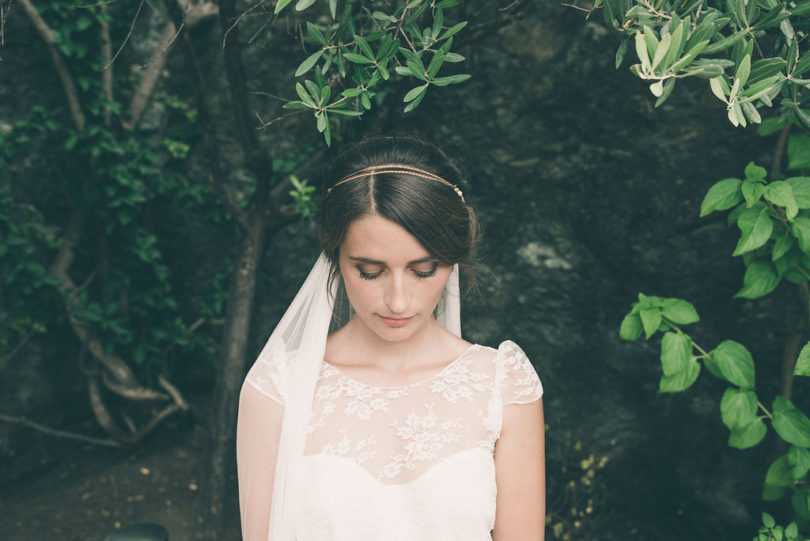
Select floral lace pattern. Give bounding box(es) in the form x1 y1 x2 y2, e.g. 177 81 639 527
246 339 543 540
301 340 543 484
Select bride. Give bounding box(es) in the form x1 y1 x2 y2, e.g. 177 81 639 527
237 136 545 540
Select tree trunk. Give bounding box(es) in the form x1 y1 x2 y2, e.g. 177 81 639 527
200 214 266 537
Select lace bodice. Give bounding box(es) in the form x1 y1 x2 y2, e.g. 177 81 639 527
244 340 543 540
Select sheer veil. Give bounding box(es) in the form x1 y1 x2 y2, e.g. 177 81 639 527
247 252 461 540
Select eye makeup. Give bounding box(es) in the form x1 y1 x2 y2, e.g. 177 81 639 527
411 261 439 278
354 260 440 280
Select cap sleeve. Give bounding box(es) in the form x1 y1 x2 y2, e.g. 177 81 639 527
497 340 543 405
244 347 289 405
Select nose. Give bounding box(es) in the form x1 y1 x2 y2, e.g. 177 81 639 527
384 272 408 315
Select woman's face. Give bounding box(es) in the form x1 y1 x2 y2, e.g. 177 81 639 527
338 214 453 343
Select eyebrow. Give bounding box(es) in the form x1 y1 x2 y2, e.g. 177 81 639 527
349 256 437 265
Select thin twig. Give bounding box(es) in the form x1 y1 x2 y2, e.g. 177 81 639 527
0 412 121 447
102 0 146 72
1 330 35 365
561 3 594 14
159 375 189 410
19 0 86 130
223 0 267 49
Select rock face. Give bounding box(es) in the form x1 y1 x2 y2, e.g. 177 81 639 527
2 1 802 539
255 3 789 539
387 3 789 539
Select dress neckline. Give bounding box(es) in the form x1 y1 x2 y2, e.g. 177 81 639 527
322 343 481 390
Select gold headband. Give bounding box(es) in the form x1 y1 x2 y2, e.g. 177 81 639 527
327 164 465 203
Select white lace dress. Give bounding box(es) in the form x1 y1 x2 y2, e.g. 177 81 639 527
245 340 543 541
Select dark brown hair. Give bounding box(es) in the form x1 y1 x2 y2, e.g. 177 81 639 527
318 135 478 287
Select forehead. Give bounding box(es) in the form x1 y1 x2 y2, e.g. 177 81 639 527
341 214 431 261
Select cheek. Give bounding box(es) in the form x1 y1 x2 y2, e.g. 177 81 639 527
423 269 453 305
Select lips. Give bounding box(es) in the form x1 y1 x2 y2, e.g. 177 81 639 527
378 315 413 327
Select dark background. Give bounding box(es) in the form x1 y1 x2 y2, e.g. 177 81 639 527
1 1 803 539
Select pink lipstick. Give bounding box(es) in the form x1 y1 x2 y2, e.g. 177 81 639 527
378 315 412 327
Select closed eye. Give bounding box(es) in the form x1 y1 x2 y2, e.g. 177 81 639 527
357 264 383 280
412 262 438 279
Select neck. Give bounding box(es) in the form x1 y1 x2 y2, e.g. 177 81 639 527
341 316 448 369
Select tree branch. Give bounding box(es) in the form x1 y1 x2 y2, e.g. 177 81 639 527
100 2 114 127
166 0 248 227
127 0 219 129
19 0 86 131
0 412 121 448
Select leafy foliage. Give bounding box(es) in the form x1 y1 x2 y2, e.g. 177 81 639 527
619 157 810 531
596 0 810 129
278 0 471 145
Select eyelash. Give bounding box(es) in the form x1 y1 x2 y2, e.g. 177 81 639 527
357 263 438 280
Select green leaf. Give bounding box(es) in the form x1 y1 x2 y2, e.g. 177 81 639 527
670 40 709 73
282 100 311 110
295 0 317 10
773 233 795 261
721 387 758 430
709 76 728 103
329 0 337 18
407 59 427 80
659 358 700 393
436 0 463 8
773 395 810 447
328 108 363 117
354 35 374 60
745 161 767 181
295 82 316 107
765 182 799 220
795 341 810 377
736 53 751 88
792 216 810 252
343 52 374 64
616 38 629 68
275 0 293 13
788 134 810 170
307 22 327 45
427 50 445 78
711 340 755 388
788 446 810 479
295 50 324 77
786 177 810 208
749 58 787 84
654 78 676 107
651 32 672 72
703 29 749 55
439 21 467 41
736 260 781 299
431 74 471 86
740 102 761 125
792 0 810 16
619 312 643 341
729 417 767 449
700 178 742 216
403 84 428 103
661 298 699 325
764 455 793 501
660 332 692 376
635 32 651 74
797 108 810 131
733 210 773 256
741 180 764 207
639 307 662 339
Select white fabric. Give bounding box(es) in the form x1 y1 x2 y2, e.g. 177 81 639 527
238 253 542 540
